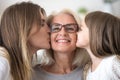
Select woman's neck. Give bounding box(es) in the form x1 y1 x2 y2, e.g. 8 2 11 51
44 51 76 74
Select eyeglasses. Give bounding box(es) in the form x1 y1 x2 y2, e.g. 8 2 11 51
50 23 78 33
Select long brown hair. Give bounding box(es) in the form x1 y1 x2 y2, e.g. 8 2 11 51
0 2 46 80
85 11 120 58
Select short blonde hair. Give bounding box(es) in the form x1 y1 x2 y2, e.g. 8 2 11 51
37 9 90 67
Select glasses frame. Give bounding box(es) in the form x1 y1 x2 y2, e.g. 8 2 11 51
50 23 79 33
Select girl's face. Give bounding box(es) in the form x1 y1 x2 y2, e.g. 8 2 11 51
28 13 50 53
50 13 77 53
76 20 89 49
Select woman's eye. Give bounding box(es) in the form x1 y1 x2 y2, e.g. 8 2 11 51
52 27 59 31
53 28 59 30
41 23 45 26
78 27 82 31
66 28 74 31
41 19 45 27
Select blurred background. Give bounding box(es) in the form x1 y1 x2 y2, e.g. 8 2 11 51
0 0 119 61
0 0 120 19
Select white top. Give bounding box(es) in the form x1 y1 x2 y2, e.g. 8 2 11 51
0 48 11 80
86 55 120 80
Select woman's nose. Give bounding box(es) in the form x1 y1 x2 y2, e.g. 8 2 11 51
45 24 50 33
58 27 68 35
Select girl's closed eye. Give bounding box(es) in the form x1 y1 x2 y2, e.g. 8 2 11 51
78 25 82 31
41 19 45 26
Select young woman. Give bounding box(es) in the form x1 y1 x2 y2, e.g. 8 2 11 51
33 9 89 80
0 2 50 80
76 11 120 80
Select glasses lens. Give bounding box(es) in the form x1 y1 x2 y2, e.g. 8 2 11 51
50 23 78 33
50 24 61 32
65 24 78 32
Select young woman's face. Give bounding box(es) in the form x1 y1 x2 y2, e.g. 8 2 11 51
50 13 77 53
28 13 50 52
76 20 89 49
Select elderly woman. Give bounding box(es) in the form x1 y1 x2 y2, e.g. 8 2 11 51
33 9 90 80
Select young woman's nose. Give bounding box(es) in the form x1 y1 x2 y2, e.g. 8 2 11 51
45 24 50 33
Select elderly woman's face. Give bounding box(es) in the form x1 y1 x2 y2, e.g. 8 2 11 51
50 13 77 53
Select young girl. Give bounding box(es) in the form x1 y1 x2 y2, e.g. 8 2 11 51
76 11 120 80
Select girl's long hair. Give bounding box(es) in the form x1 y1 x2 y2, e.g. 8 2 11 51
0 2 46 80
